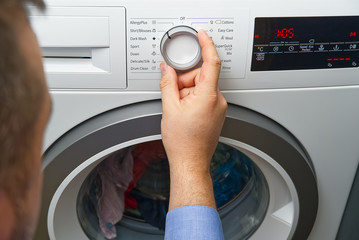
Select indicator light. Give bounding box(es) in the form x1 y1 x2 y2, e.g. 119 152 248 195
327 58 351 61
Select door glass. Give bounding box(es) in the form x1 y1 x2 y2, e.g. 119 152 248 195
77 140 268 239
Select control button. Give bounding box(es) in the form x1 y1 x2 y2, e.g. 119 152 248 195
160 26 202 71
268 45 284 53
299 44 314 53
254 45 266 53
284 45 299 53
329 43 343 51
343 43 359 51
349 43 358 50
253 45 274 53
255 53 265 61
272 46 280 52
314 43 329 52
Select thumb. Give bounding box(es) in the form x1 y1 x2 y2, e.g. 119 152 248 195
160 62 180 109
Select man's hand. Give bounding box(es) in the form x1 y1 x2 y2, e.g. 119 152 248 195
160 29 227 210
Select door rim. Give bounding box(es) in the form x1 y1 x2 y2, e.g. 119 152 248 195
36 101 318 240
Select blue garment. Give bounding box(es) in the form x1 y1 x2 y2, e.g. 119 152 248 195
164 206 224 240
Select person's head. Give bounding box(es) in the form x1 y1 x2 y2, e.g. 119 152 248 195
0 0 51 239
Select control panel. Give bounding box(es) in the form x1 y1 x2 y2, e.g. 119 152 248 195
252 16 359 71
127 8 249 80
30 2 359 90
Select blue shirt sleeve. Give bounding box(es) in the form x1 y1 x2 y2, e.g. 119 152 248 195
164 205 224 240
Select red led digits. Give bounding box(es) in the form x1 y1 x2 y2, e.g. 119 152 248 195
350 32 357 37
288 28 294 38
327 58 351 61
276 28 294 39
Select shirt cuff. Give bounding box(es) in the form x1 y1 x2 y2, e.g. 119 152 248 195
164 205 224 240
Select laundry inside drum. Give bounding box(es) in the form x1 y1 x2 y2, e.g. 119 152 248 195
77 140 269 239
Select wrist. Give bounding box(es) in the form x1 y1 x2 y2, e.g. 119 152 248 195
168 167 216 211
166 150 213 172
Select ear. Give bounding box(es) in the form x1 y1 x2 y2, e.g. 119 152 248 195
0 190 15 240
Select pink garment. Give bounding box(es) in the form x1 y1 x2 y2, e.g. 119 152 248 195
96 149 134 239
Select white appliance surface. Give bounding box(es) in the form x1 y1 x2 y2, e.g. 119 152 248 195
29 0 359 239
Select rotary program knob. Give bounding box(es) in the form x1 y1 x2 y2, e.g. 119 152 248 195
160 26 202 71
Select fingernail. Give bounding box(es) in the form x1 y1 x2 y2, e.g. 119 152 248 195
160 62 167 75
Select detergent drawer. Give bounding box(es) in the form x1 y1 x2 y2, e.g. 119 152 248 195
30 7 127 89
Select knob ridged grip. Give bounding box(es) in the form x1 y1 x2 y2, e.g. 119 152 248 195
160 26 202 71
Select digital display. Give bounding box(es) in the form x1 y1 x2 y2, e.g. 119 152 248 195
276 28 294 39
251 17 359 71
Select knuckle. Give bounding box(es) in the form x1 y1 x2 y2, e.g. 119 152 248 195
219 94 228 110
160 78 171 90
208 37 216 47
212 56 222 67
222 100 228 111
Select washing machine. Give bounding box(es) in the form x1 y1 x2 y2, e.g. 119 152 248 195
29 0 359 239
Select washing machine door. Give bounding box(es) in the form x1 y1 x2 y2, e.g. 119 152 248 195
35 101 318 240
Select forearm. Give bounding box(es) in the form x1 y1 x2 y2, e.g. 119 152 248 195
168 161 216 211
161 30 225 239
160 29 226 213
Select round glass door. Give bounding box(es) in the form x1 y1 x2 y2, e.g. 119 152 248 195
77 140 269 240
37 102 317 240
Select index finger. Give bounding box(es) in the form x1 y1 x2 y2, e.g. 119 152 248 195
197 29 221 92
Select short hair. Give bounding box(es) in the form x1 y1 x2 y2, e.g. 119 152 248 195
0 0 46 229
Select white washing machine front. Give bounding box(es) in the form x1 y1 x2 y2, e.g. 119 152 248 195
29 0 359 239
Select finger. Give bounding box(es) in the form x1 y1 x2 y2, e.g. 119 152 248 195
179 86 195 99
197 29 221 92
178 68 201 90
160 62 180 108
